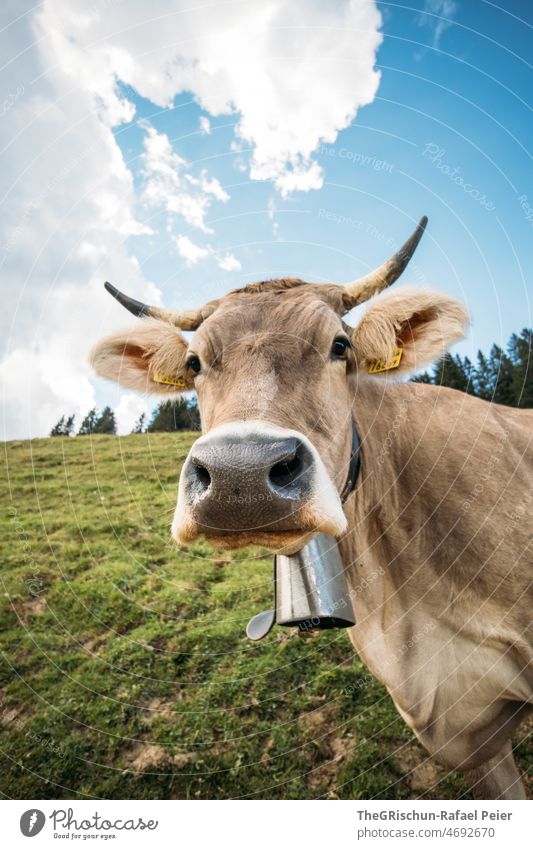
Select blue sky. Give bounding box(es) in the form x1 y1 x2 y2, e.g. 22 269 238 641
1 0 531 437
113 0 532 355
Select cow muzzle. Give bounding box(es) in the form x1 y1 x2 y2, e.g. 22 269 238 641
172 421 347 548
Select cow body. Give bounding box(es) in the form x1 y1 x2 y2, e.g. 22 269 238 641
92 219 532 797
342 380 532 795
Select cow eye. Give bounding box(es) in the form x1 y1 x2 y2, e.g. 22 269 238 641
331 337 350 359
186 355 201 374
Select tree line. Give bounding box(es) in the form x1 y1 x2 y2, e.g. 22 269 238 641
50 327 532 436
413 327 532 407
50 397 200 437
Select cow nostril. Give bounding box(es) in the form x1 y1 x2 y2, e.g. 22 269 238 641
192 462 211 491
269 452 303 490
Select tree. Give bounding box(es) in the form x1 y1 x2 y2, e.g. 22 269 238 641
50 413 76 437
132 413 146 433
64 414 76 436
508 329 533 408
92 406 116 434
411 370 432 384
472 351 493 401
77 408 98 435
50 416 66 437
147 397 201 432
433 353 472 393
462 356 475 391
409 328 532 410
488 345 516 407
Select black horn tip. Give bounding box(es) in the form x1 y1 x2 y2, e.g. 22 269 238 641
415 215 429 242
104 281 151 318
397 215 429 267
409 215 428 249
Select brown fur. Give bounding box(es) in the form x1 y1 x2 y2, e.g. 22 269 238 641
91 320 192 393
228 277 307 295
91 278 532 798
354 286 469 373
341 379 532 798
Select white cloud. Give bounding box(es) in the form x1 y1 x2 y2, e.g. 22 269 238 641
416 0 458 49
34 0 383 196
115 394 152 435
199 116 211 135
0 5 158 439
174 235 241 271
216 253 241 272
174 235 210 266
141 124 229 233
189 172 229 203
1 347 95 440
267 198 280 240
0 0 383 439
274 160 324 197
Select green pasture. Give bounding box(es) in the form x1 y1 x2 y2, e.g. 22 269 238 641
1 434 530 799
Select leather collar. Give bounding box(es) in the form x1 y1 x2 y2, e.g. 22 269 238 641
339 419 361 504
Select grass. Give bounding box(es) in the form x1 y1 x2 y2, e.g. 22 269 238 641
0 433 530 799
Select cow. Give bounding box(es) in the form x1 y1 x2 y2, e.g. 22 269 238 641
91 217 533 799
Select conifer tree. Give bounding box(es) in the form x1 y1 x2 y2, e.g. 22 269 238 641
92 406 116 434
409 328 532 410
50 414 76 436
488 345 516 407
50 416 66 437
148 398 200 432
433 353 471 393
132 413 146 433
473 351 493 401
64 414 76 436
78 408 98 435
508 329 533 408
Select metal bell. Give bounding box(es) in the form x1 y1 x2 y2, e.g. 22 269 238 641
276 533 356 631
246 534 356 640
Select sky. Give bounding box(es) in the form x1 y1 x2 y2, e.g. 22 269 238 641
0 0 531 439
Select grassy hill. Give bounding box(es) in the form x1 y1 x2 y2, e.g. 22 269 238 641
1 434 530 799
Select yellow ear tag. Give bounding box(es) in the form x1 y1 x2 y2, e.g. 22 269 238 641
368 347 404 375
152 371 186 388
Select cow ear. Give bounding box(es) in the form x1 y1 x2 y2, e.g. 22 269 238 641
90 321 191 393
351 286 469 376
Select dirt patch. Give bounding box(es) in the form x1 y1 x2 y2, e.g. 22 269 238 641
330 733 356 763
82 632 114 655
298 702 338 734
260 736 274 766
139 698 176 724
125 743 195 775
392 744 444 792
306 732 357 794
0 704 31 730
24 596 48 616
298 701 356 790
10 596 48 624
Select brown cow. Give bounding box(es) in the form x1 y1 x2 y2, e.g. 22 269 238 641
91 217 533 799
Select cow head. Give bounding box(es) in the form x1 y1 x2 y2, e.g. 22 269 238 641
91 217 468 551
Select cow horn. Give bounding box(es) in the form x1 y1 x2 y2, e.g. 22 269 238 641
342 216 428 308
104 282 205 330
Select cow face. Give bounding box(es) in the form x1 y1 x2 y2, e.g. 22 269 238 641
91 218 468 551
173 285 357 550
